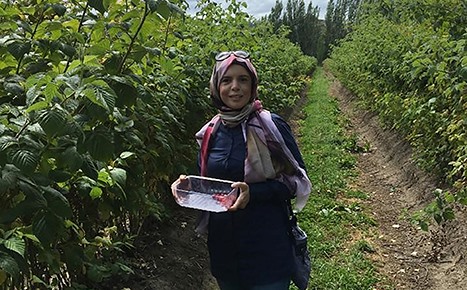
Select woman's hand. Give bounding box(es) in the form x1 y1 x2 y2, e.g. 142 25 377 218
228 182 250 211
171 174 188 202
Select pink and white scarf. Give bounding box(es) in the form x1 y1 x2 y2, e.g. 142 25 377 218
196 105 311 211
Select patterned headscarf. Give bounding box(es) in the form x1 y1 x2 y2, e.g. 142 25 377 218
209 54 259 127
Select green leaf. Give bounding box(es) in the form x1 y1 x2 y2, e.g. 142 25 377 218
18 179 45 201
24 60 49 75
80 81 117 112
0 136 17 151
10 149 39 174
63 19 80 33
60 146 83 172
38 106 68 137
0 201 33 224
32 211 62 246
87 39 111 55
102 54 122 75
0 186 47 224
159 57 178 74
4 82 24 95
51 4 66 16
0 252 20 279
124 131 144 146
80 155 98 179
88 0 107 14
17 135 42 152
17 20 33 34
43 187 72 219
444 192 455 203
166 1 184 16
120 151 135 159
109 76 138 107
89 186 103 199
45 21 63 35
49 169 72 182
419 221 429 231
147 0 159 13
3 237 26 257
155 0 171 19
85 128 114 161
98 170 112 185
26 101 49 113
31 275 48 287
145 46 161 56
59 43 76 58
442 208 455 221
7 40 31 60
109 168 126 186
87 264 110 282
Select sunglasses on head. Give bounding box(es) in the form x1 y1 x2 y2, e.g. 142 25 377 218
215 50 250 61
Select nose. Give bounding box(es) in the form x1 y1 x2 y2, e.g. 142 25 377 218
231 79 240 90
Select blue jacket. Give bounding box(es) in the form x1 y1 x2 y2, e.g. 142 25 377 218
200 113 306 286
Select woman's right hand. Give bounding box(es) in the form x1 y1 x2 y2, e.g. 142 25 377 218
171 174 188 202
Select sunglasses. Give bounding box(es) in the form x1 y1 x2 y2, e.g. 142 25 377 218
215 50 250 61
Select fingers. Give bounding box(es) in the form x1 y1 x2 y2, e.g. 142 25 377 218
171 175 187 189
171 175 189 202
228 182 250 211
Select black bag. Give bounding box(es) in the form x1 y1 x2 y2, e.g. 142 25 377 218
288 202 311 290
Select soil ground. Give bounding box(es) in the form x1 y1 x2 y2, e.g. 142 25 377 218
328 74 467 290
112 74 467 290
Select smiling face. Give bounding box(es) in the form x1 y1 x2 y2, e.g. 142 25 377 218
218 64 253 110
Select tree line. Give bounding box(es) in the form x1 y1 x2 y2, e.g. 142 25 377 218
263 0 362 63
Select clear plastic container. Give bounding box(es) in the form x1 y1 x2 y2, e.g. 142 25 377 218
171 175 238 212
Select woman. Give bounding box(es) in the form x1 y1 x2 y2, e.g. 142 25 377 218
177 51 311 290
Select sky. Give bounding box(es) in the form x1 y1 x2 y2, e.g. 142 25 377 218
186 0 328 20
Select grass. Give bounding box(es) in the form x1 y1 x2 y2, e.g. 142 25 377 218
294 67 394 290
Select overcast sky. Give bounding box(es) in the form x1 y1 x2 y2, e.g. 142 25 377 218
186 0 328 20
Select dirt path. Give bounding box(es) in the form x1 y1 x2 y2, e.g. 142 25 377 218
328 75 467 290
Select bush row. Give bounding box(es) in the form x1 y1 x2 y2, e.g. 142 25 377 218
327 0 466 197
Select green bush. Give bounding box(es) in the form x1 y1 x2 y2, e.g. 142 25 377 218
328 0 466 191
327 0 466 229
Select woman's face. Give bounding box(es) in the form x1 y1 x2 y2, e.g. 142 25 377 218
219 64 252 110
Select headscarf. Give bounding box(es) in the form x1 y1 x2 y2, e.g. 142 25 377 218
209 54 259 127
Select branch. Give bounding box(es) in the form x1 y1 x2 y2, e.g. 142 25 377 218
64 1 89 73
118 2 149 74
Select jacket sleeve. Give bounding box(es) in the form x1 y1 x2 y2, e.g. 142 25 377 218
248 113 306 204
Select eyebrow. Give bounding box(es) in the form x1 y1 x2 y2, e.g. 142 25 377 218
222 74 251 79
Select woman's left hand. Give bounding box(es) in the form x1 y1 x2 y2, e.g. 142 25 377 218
228 182 250 211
